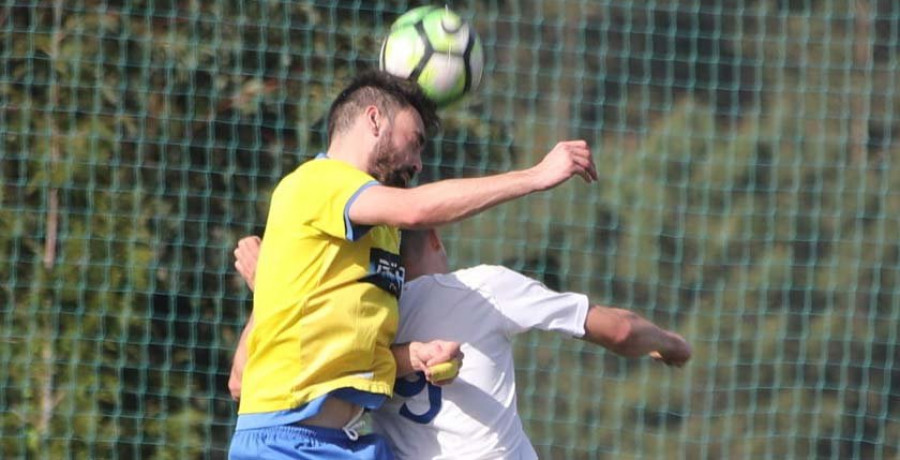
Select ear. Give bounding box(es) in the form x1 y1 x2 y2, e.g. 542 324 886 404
365 105 381 137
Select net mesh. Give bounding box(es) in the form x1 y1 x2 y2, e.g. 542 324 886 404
2 1 899 458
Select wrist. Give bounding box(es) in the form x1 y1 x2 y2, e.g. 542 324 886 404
393 341 425 377
517 168 543 193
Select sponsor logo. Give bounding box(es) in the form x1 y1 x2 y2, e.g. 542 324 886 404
360 248 405 298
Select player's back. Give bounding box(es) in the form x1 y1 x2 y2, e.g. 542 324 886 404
372 263 590 459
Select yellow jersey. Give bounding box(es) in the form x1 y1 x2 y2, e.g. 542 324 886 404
238 156 403 416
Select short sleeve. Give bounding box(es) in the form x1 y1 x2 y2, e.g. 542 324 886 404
480 266 589 338
290 158 379 241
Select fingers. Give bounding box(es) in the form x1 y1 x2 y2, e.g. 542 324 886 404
413 340 461 366
423 341 462 367
649 350 689 368
532 140 599 190
234 236 261 263
418 340 464 385
234 235 262 290
236 236 262 257
556 140 597 184
559 139 588 149
576 169 592 184
570 151 596 183
585 155 598 181
570 143 598 182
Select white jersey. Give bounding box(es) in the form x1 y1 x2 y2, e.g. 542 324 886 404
371 265 589 460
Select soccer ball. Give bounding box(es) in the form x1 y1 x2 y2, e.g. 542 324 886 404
380 6 484 107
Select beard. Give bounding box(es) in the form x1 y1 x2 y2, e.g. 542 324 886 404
369 135 418 188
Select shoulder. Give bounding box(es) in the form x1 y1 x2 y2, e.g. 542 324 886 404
401 267 497 301
275 157 377 200
404 270 476 295
296 157 374 180
452 264 514 284
454 264 534 288
402 266 528 301
440 265 539 300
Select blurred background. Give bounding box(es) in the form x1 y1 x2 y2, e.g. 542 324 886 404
1 0 899 458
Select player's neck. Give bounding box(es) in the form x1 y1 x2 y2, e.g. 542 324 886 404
326 135 374 172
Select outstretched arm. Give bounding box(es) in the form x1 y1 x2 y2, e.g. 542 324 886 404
349 140 598 229
582 306 691 367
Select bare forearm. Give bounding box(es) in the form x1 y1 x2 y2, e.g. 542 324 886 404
403 170 537 228
228 313 254 401
391 342 418 377
350 169 539 229
583 306 683 358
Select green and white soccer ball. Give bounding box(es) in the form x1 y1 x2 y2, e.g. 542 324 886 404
380 6 484 107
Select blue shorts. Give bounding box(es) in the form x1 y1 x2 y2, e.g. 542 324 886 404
228 424 394 460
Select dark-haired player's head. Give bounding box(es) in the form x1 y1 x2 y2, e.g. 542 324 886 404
327 71 440 187
400 228 448 281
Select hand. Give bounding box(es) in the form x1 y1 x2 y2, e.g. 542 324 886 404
228 372 242 402
649 333 692 367
410 340 464 386
529 140 598 191
234 236 262 291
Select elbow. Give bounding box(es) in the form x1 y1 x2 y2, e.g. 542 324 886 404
394 203 432 229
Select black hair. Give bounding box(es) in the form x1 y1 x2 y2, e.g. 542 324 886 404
400 229 430 261
326 70 440 143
